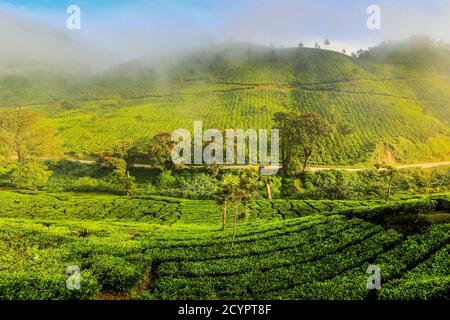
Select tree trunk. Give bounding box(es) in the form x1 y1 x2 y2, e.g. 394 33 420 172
231 203 239 248
302 149 312 173
386 176 394 202
302 154 310 173
221 197 228 231
265 178 273 200
281 146 288 176
15 130 23 162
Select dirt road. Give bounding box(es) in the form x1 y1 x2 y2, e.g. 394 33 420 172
72 159 450 171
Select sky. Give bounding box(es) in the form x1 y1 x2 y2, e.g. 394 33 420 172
1 0 450 71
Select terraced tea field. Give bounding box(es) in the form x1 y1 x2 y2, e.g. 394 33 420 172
0 190 449 300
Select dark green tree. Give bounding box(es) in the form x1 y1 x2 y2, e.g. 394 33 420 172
274 112 332 174
295 113 333 172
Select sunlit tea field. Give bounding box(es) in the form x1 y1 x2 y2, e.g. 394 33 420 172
1 191 449 300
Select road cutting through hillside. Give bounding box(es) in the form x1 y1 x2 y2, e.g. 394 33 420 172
72 159 450 171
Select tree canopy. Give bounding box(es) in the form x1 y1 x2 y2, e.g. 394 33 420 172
274 112 332 174
0 108 63 162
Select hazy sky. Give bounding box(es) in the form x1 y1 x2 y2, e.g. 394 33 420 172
1 0 450 70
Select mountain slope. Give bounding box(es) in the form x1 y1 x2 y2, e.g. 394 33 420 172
2 41 450 165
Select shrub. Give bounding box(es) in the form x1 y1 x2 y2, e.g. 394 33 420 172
90 255 141 292
178 173 218 199
0 271 100 300
106 170 136 196
157 170 177 188
11 161 52 190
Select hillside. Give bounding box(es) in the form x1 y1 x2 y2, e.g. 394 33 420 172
2 41 450 165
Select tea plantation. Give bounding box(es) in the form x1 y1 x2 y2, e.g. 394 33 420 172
3 42 450 165
0 190 449 300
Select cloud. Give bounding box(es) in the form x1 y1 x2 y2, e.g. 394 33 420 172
1 0 449 76
214 0 377 50
0 5 116 76
214 0 450 51
380 1 450 42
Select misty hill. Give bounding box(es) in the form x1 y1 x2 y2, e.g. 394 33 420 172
0 8 118 106
1 40 450 165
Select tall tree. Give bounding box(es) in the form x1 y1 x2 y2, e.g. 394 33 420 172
274 112 297 175
220 169 260 247
96 140 137 196
148 133 176 169
375 164 397 202
0 107 63 162
295 113 332 172
233 169 260 246
218 174 238 232
274 112 332 174
97 139 139 173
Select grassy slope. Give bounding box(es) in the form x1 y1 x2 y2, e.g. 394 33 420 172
0 190 449 300
1 43 450 164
